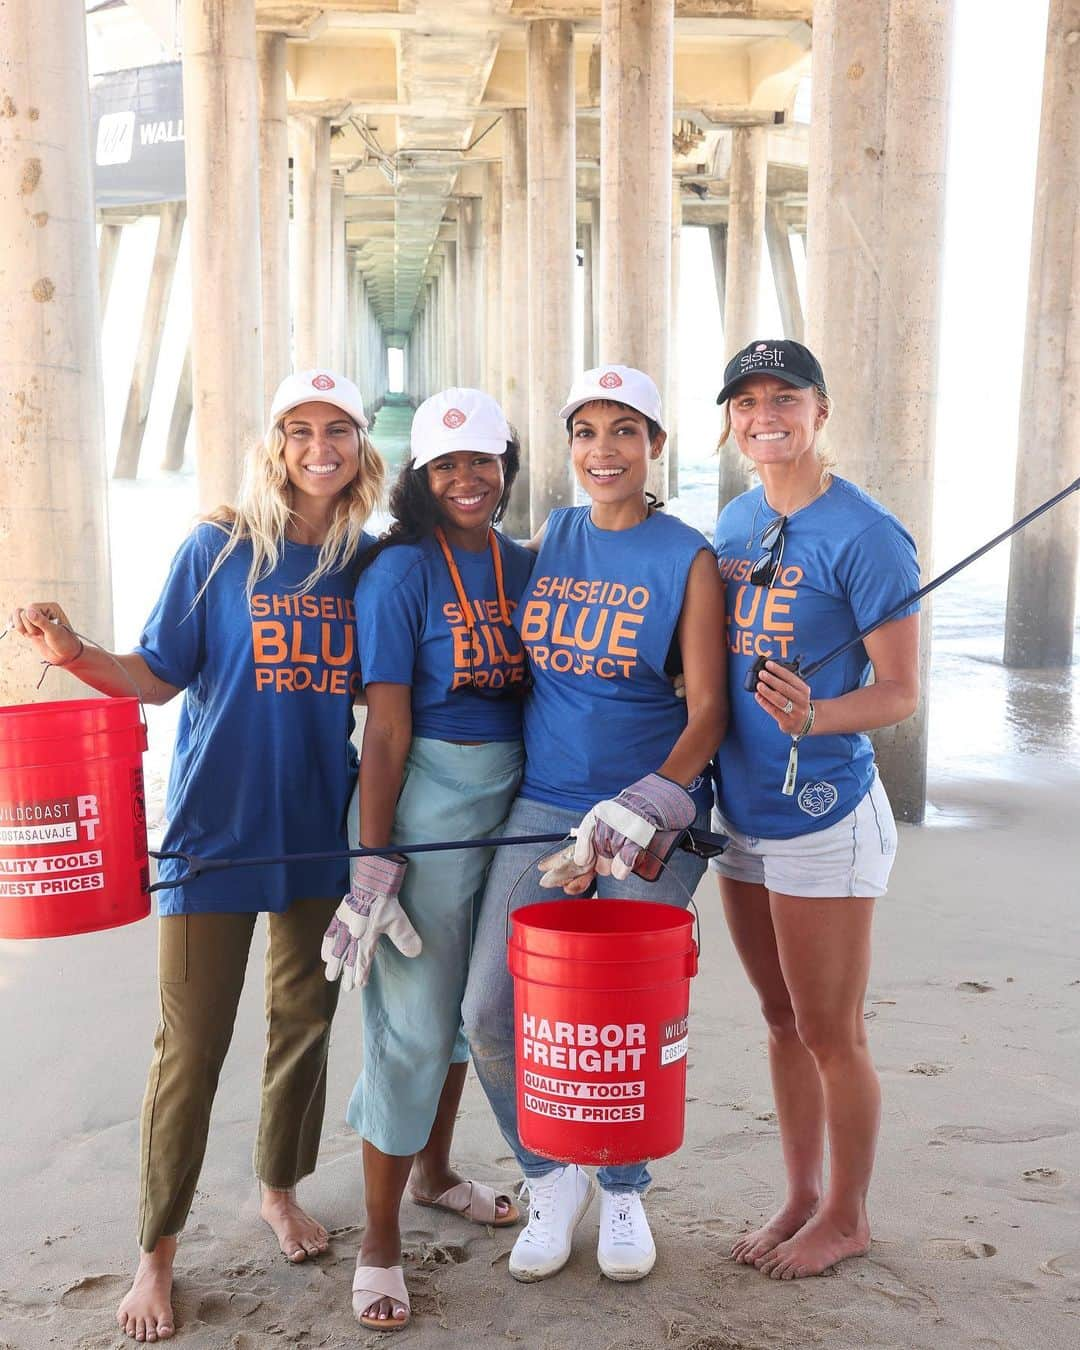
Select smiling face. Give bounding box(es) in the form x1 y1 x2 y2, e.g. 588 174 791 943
569 400 665 506
426 450 506 539
728 376 825 470
281 400 361 501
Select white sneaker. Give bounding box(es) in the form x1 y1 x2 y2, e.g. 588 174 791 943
508 1165 595 1282
596 1188 656 1281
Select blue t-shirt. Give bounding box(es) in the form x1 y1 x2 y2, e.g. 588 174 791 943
517 507 714 813
713 476 920 838
137 522 372 915
355 532 535 743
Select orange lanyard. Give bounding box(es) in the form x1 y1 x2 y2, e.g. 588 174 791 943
434 527 512 630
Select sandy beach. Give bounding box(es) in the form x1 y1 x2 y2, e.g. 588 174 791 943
3 455 1079 1349
1 755 1078 1349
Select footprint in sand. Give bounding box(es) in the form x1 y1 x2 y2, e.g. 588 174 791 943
1040 1251 1080 1278
922 1239 997 1261
956 980 994 993
1022 1167 1064 1186
59 1274 130 1309
909 1062 951 1076
417 1241 470 1266
931 1123 1074 1145
194 1291 263 1325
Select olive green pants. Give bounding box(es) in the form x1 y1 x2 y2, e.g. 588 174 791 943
137 898 340 1251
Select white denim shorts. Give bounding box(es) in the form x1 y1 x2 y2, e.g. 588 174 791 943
709 770 898 898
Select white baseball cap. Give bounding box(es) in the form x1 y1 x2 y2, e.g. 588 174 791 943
270 369 369 429
410 388 512 469
558 365 665 431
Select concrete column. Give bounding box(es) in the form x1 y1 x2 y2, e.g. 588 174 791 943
345 252 357 381
484 163 504 401
97 221 124 321
424 276 437 395
352 266 368 389
1004 0 1080 668
668 180 682 496
291 115 331 369
501 109 530 537
257 30 290 418
182 0 263 510
457 197 484 387
598 0 675 499
806 0 954 822
442 241 459 388
330 173 346 371
765 201 804 343
718 127 768 509
527 19 576 525
0 0 113 684
581 216 597 369
708 223 728 320
163 342 192 471
114 201 186 478
724 127 767 359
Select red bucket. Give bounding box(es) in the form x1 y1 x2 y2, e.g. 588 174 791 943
509 899 697 1167
0 697 150 939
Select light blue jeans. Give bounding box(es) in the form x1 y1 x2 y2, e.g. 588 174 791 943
346 736 523 1156
461 793 708 1194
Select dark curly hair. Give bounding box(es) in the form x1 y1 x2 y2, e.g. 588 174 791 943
357 435 522 575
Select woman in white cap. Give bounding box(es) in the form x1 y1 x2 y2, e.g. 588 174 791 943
711 339 919 1280
322 388 534 1332
460 366 727 1286
11 370 383 1343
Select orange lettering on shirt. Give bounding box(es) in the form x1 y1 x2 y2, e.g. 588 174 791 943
252 621 287 663
762 589 796 632
572 607 609 651
288 621 317 665
519 599 551 643
320 622 354 667
608 610 644 659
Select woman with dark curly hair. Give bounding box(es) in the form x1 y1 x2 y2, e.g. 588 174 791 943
321 387 534 1332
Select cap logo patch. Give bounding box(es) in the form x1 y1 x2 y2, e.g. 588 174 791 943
442 408 467 429
740 346 785 372
311 374 335 390
598 371 623 389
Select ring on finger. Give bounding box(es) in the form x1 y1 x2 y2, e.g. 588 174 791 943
782 698 794 715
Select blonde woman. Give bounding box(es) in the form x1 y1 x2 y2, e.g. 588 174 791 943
711 339 920 1279
11 370 384 1343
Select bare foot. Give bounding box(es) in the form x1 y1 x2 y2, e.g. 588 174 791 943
731 1199 818 1265
408 1163 516 1222
116 1237 176 1343
260 1186 328 1262
757 1209 870 1279
355 1227 408 1329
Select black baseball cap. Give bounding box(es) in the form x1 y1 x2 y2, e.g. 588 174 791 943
716 339 827 405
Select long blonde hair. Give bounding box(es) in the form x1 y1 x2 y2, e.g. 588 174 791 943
199 415 385 598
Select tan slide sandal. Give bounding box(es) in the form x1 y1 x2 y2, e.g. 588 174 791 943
352 1262 410 1332
412 1179 521 1227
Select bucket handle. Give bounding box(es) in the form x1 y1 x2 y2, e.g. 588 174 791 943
502 830 703 959
1 622 149 736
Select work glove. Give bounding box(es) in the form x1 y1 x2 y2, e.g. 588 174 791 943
537 841 595 894
572 773 696 882
322 853 421 993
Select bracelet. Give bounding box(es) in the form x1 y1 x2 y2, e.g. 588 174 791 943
48 638 84 669
795 700 815 740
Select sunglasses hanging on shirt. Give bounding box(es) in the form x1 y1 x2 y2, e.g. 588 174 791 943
749 514 787 588
434 527 533 702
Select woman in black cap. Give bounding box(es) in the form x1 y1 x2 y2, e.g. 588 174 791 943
710 339 920 1280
